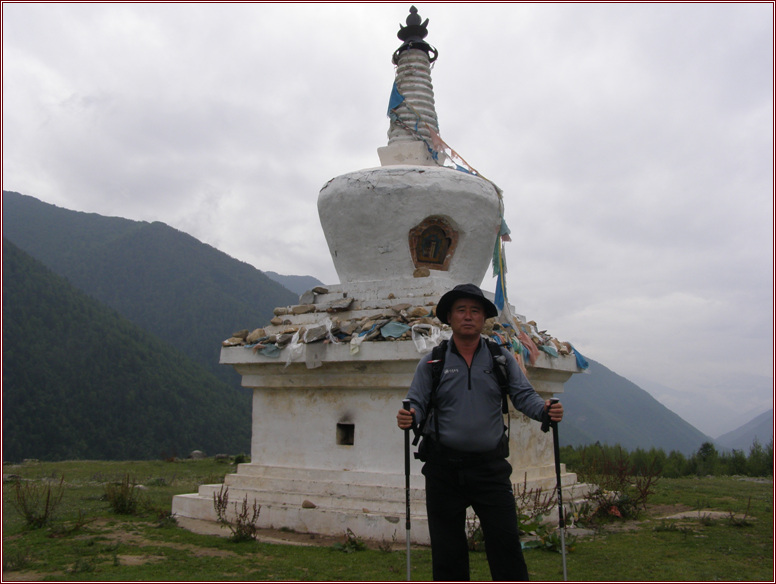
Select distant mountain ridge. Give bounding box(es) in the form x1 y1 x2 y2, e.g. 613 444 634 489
2 190 755 459
559 359 713 455
715 409 773 452
264 271 325 296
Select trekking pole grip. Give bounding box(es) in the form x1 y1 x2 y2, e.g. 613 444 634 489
541 397 560 433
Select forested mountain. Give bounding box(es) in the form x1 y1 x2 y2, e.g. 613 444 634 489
2 239 251 462
560 359 712 455
3 190 298 388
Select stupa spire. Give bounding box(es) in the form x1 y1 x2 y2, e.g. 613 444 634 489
380 6 440 165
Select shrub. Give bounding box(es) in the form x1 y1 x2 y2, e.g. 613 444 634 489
104 474 147 515
2 547 32 571
212 485 261 542
331 528 367 553
576 445 659 521
10 475 65 528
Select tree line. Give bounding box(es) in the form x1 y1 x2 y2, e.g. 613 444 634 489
561 438 773 479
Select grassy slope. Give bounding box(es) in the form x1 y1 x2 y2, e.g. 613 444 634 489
2 459 773 581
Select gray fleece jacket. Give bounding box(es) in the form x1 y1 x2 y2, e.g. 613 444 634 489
406 337 547 453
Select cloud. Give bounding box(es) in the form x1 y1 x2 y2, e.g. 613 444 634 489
3 2 772 436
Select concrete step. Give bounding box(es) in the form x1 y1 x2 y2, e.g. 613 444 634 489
199 479 425 516
172 491 431 544
233 464 409 486
188 465 589 520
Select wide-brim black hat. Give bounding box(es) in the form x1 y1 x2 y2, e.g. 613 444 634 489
436 283 499 325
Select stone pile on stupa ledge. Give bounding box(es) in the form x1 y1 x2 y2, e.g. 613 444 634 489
221 285 586 372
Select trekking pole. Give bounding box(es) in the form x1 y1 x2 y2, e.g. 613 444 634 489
549 398 568 581
402 399 413 581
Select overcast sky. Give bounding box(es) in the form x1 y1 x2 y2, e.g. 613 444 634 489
3 2 773 438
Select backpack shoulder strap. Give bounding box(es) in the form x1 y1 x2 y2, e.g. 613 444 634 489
486 338 513 439
430 340 447 391
486 338 511 415
412 339 447 445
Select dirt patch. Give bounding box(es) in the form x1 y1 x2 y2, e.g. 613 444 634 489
646 503 694 518
560 503 707 538
116 554 166 566
661 510 750 521
1 571 54 582
66 517 242 557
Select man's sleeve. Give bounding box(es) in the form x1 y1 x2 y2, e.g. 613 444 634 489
502 347 546 421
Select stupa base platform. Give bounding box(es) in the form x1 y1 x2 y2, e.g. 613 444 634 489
171 463 593 545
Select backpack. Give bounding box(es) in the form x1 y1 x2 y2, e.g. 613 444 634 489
412 338 512 449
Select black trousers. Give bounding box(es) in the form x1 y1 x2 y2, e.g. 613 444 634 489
423 458 529 581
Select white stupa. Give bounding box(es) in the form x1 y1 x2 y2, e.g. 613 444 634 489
172 6 586 544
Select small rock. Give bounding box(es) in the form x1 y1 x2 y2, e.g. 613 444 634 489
273 307 289 316
246 328 267 344
325 297 355 312
365 327 383 341
299 290 316 305
291 304 316 315
339 321 358 335
413 267 430 278
231 329 249 339
408 306 430 318
189 450 206 460
312 286 329 294
222 337 244 347
304 324 329 343
302 500 317 509
270 316 285 326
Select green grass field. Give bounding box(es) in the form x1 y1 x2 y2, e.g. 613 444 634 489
2 459 773 581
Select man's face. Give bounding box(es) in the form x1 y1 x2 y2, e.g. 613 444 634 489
448 297 486 339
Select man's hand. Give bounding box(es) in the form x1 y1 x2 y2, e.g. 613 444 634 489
397 406 415 430
545 399 564 422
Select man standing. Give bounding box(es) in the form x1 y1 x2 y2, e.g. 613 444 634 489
396 283 563 581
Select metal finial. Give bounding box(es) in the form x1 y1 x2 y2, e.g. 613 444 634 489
398 6 428 42
392 6 438 65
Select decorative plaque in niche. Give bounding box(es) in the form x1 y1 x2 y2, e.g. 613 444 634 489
409 217 458 271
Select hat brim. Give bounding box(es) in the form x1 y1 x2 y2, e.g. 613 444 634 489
436 289 499 325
